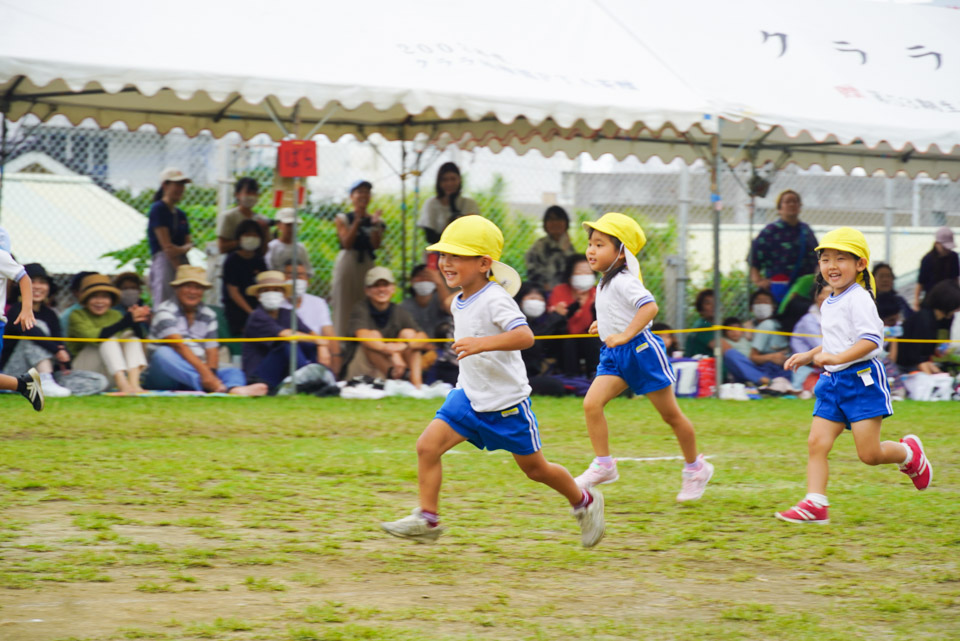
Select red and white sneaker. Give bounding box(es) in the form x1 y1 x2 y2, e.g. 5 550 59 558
775 499 829 524
900 435 932 491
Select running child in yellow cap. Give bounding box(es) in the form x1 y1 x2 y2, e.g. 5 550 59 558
776 227 931 524
380 215 605 547
575 213 713 502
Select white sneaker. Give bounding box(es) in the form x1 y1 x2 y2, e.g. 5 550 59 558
340 384 387 400
677 455 714 502
573 488 605 548
574 460 619 489
381 508 444 544
40 373 71 397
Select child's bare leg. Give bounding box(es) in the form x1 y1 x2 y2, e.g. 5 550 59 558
416 419 467 513
807 418 845 495
582 376 629 457
851 417 908 466
513 451 583 504
646 386 698 463
0 373 18 391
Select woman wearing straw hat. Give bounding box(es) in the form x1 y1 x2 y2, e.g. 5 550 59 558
147 168 194 306
67 274 150 394
241 271 329 390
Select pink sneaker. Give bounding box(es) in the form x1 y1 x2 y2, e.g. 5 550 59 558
900 435 932 491
775 499 829 524
574 460 619 489
676 455 714 502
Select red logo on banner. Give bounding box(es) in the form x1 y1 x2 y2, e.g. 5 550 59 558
278 140 317 177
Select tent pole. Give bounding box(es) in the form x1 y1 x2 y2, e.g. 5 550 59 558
711 119 724 398
288 105 302 389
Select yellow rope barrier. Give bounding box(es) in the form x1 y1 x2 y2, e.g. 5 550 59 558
4 325 958 345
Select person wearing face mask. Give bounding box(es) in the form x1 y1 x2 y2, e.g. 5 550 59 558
721 289 793 390
513 283 568 393
241 271 328 389
400 264 456 339
548 255 600 377
280 261 338 374
217 177 270 255
67 274 149 394
221 219 267 337
113 272 150 335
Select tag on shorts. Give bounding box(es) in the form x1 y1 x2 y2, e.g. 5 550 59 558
501 407 519 417
635 342 650 353
857 367 874 387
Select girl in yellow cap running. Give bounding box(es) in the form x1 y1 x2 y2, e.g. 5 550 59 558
575 213 713 502
776 227 931 524
380 215 605 548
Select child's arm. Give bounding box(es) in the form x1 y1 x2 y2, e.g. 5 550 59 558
785 345 820 371
813 338 877 368
604 302 658 348
13 275 35 330
453 326 534 360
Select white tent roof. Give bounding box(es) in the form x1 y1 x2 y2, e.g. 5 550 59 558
1 0 959 177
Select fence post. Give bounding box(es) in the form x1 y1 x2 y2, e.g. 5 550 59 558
884 177 895 263
676 164 690 335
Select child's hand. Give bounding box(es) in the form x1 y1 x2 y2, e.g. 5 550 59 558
784 350 812 371
452 336 485 360
14 307 35 331
605 332 630 348
588 321 598 335
813 351 836 368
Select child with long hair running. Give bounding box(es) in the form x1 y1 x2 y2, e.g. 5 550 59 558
574 213 713 501
381 215 605 548
776 228 931 524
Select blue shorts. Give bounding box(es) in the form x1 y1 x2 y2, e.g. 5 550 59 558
813 358 893 429
435 388 542 456
596 329 676 396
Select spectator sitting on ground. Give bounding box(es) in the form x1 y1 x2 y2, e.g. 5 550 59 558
914 227 959 311
788 285 831 390
399 263 455 339
343 267 431 387
113 271 150 335
217 177 270 255
683 289 715 357
265 208 313 276
242 271 329 390
222 219 267 337
418 162 480 244
525 205 577 293
898 279 960 374
515 283 567 387
723 289 793 390
59 270 96 329
144 265 266 396
876 292 907 399
280 260 340 376
548 254 599 377
147 168 193 306
67 274 149 394
0 263 73 397
872 262 912 321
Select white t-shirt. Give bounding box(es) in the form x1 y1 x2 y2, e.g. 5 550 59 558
452 281 531 412
279 293 333 335
0 249 26 323
418 196 481 234
265 239 314 276
820 283 883 372
594 271 655 341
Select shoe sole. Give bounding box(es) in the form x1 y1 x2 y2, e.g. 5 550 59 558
676 463 714 502
774 512 829 524
902 434 932 490
581 491 605 548
380 523 443 544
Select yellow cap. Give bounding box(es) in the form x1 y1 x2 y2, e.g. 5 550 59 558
582 212 647 281
814 227 875 297
426 215 522 296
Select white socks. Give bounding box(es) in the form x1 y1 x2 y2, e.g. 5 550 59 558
805 493 829 507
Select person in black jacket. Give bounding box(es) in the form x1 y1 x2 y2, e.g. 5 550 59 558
0 263 73 397
897 279 960 374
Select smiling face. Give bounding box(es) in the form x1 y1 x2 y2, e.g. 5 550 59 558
350 185 371 212
585 230 621 273
85 292 114 316
818 248 866 294
365 279 395 309
175 282 207 309
32 278 50 305
437 253 489 295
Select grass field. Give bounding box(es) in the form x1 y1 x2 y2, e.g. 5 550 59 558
0 395 958 641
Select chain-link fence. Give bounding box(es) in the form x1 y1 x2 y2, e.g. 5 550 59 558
2 117 959 334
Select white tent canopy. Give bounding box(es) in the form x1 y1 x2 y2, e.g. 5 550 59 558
2 0 959 177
